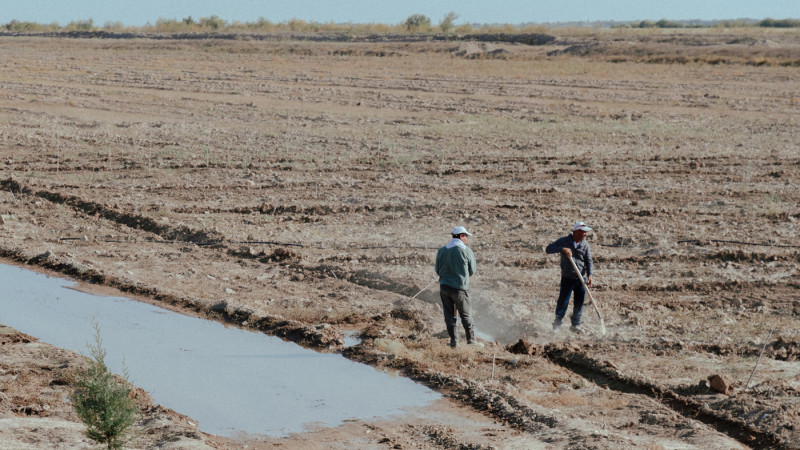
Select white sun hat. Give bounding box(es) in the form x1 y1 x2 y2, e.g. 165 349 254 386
451 226 472 236
572 221 592 231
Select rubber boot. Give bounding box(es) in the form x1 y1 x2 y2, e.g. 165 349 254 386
446 324 458 348
465 325 484 348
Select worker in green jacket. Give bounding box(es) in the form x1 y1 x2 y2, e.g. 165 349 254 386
435 226 482 348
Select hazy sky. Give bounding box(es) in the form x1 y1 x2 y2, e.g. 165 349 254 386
3 0 798 26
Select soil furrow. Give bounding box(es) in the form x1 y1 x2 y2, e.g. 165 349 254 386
543 344 793 449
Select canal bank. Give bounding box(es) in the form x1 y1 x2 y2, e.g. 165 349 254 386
0 263 440 438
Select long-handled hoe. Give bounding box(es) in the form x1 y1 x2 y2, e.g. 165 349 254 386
411 278 437 300
568 257 607 336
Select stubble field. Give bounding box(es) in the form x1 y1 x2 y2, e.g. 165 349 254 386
0 29 799 448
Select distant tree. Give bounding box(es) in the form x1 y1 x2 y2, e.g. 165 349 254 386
759 18 800 28
182 16 195 26
655 19 683 28
404 14 431 32
718 20 749 28
439 12 458 34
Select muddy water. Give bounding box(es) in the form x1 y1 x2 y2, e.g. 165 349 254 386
0 264 440 437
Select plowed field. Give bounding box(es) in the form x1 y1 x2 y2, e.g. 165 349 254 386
1 30 799 448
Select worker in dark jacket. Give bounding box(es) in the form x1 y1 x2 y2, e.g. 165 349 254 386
545 221 593 333
435 226 482 348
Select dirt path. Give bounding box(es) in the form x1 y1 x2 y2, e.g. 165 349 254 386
0 30 798 448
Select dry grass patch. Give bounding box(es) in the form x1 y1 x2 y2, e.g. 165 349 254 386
528 388 630 410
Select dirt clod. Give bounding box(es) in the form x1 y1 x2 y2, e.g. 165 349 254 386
507 339 538 355
708 374 734 395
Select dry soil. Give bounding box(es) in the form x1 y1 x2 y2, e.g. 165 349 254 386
0 29 799 449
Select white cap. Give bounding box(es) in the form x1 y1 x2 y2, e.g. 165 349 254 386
572 221 592 232
452 226 472 236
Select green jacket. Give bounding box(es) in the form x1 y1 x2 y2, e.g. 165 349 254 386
435 239 476 290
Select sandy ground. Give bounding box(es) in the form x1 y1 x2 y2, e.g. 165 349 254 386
0 29 799 448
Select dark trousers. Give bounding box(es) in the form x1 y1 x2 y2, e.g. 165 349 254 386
555 277 586 326
439 284 473 331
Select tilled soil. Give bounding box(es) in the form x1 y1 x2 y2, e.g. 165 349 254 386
0 30 798 448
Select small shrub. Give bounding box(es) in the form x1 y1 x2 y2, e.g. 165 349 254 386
199 15 225 30
248 17 273 31
154 18 185 33
70 323 138 449
288 18 308 32
4 20 52 32
66 19 95 31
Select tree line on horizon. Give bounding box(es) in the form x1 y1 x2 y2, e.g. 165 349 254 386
2 13 799 34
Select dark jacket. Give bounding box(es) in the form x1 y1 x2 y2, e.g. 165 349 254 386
546 234 593 280
435 240 476 290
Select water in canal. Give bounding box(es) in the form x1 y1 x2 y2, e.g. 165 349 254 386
0 264 440 437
